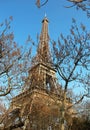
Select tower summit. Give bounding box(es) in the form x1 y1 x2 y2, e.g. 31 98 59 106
37 16 51 64
40 16 49 43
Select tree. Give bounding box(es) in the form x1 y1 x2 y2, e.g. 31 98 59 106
71 100 90 130
65 0 90 17
36 0 90 17
0 99 6 115
0 17 32 98
51 18 90 130
71 116 90 130
36 0 48 8
81 100 90 120
0 17 21 98
0 17 34 129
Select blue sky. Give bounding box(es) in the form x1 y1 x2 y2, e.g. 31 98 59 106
0 0 90 46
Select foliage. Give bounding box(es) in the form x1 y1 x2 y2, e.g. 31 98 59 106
51 18 90 130
36 0 90 17
52 18 90 95
0 17 32 98
71 116 90 130
0 99 6 115
36 0 48 8
66 0 90 17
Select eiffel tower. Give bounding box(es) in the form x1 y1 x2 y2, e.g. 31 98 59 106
1 17 63 130
27 16 57 92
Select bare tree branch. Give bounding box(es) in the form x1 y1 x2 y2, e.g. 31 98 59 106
36 0 48 8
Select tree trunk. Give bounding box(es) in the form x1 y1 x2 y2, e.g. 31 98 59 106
60 91 66 130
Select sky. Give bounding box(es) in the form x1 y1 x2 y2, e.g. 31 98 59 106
0 0 90 46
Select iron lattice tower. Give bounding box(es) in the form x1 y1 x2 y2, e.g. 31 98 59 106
29 16 57 92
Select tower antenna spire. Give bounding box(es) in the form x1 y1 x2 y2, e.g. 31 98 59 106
45 12 47 17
